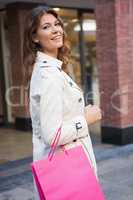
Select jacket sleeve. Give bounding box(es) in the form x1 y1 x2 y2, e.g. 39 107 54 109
40 70 89 146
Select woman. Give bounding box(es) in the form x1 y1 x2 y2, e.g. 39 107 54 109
23 5 101 199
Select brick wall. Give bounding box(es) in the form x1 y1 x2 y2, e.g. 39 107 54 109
0 83 3 117
115 0 133 127
96 0 133 144
6 4 32 130
96 0 133 127
7 4 31 117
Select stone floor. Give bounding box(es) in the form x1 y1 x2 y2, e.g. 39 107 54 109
0 128 32 164
0 127 133 200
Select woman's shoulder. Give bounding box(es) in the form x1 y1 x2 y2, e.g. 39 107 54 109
31 63 64 93
39 66 63 80
32 61 63 80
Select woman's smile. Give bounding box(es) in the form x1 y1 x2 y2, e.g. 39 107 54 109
51 35 62 41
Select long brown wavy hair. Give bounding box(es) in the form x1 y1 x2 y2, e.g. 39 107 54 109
23 6 70 85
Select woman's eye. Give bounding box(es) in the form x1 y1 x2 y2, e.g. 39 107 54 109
42 25 50 29
55 22 61 26
42 22 61 30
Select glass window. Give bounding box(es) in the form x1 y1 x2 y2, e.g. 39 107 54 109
54 8 81 86
53 8 98 105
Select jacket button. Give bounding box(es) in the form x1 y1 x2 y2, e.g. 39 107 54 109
69 81 73 86
78 97 82 102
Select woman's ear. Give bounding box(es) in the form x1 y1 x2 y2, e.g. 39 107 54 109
32 33 39 43
33 39 39 44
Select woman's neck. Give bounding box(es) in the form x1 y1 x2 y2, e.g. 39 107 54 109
43 49 58 59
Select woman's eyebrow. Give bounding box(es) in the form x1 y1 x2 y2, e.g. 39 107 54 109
41 22 50 27
41 20 59 27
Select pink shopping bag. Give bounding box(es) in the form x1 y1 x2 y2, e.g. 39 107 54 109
31 127 106 200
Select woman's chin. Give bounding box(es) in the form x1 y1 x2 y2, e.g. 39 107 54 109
51 41 63 49
56 43 63 49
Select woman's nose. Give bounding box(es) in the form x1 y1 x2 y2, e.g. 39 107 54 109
51 25 58 33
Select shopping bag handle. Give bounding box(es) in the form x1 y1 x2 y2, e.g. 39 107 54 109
48 125 68 161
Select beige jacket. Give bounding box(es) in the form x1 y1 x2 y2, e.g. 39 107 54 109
30 51 97 175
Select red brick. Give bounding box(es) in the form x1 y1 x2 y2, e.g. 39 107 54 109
96 0 133 128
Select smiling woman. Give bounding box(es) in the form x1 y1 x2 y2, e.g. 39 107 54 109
23 6 70 83
33 14 64 57
23 5 101 200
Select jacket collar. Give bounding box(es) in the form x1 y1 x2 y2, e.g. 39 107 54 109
36 51 63 70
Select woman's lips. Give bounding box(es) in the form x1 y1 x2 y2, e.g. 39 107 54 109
51 35 62 40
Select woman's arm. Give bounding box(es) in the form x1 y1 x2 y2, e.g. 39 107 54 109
40 72 88 146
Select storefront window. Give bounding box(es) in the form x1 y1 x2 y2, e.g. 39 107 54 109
54 8 81 86
54 8 96 98
81 13 99 106
82 12 96 104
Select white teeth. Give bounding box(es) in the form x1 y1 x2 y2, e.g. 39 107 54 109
52 35 61 40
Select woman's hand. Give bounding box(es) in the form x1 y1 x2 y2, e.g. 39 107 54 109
84 104 102 125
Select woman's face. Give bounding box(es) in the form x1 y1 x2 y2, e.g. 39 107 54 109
34 13 64 54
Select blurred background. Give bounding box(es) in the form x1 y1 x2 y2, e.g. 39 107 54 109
0 1 133 200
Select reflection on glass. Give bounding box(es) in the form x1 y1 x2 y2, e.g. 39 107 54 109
74 19 96 32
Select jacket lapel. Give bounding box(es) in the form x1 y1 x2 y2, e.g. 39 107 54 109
61 71 83 93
